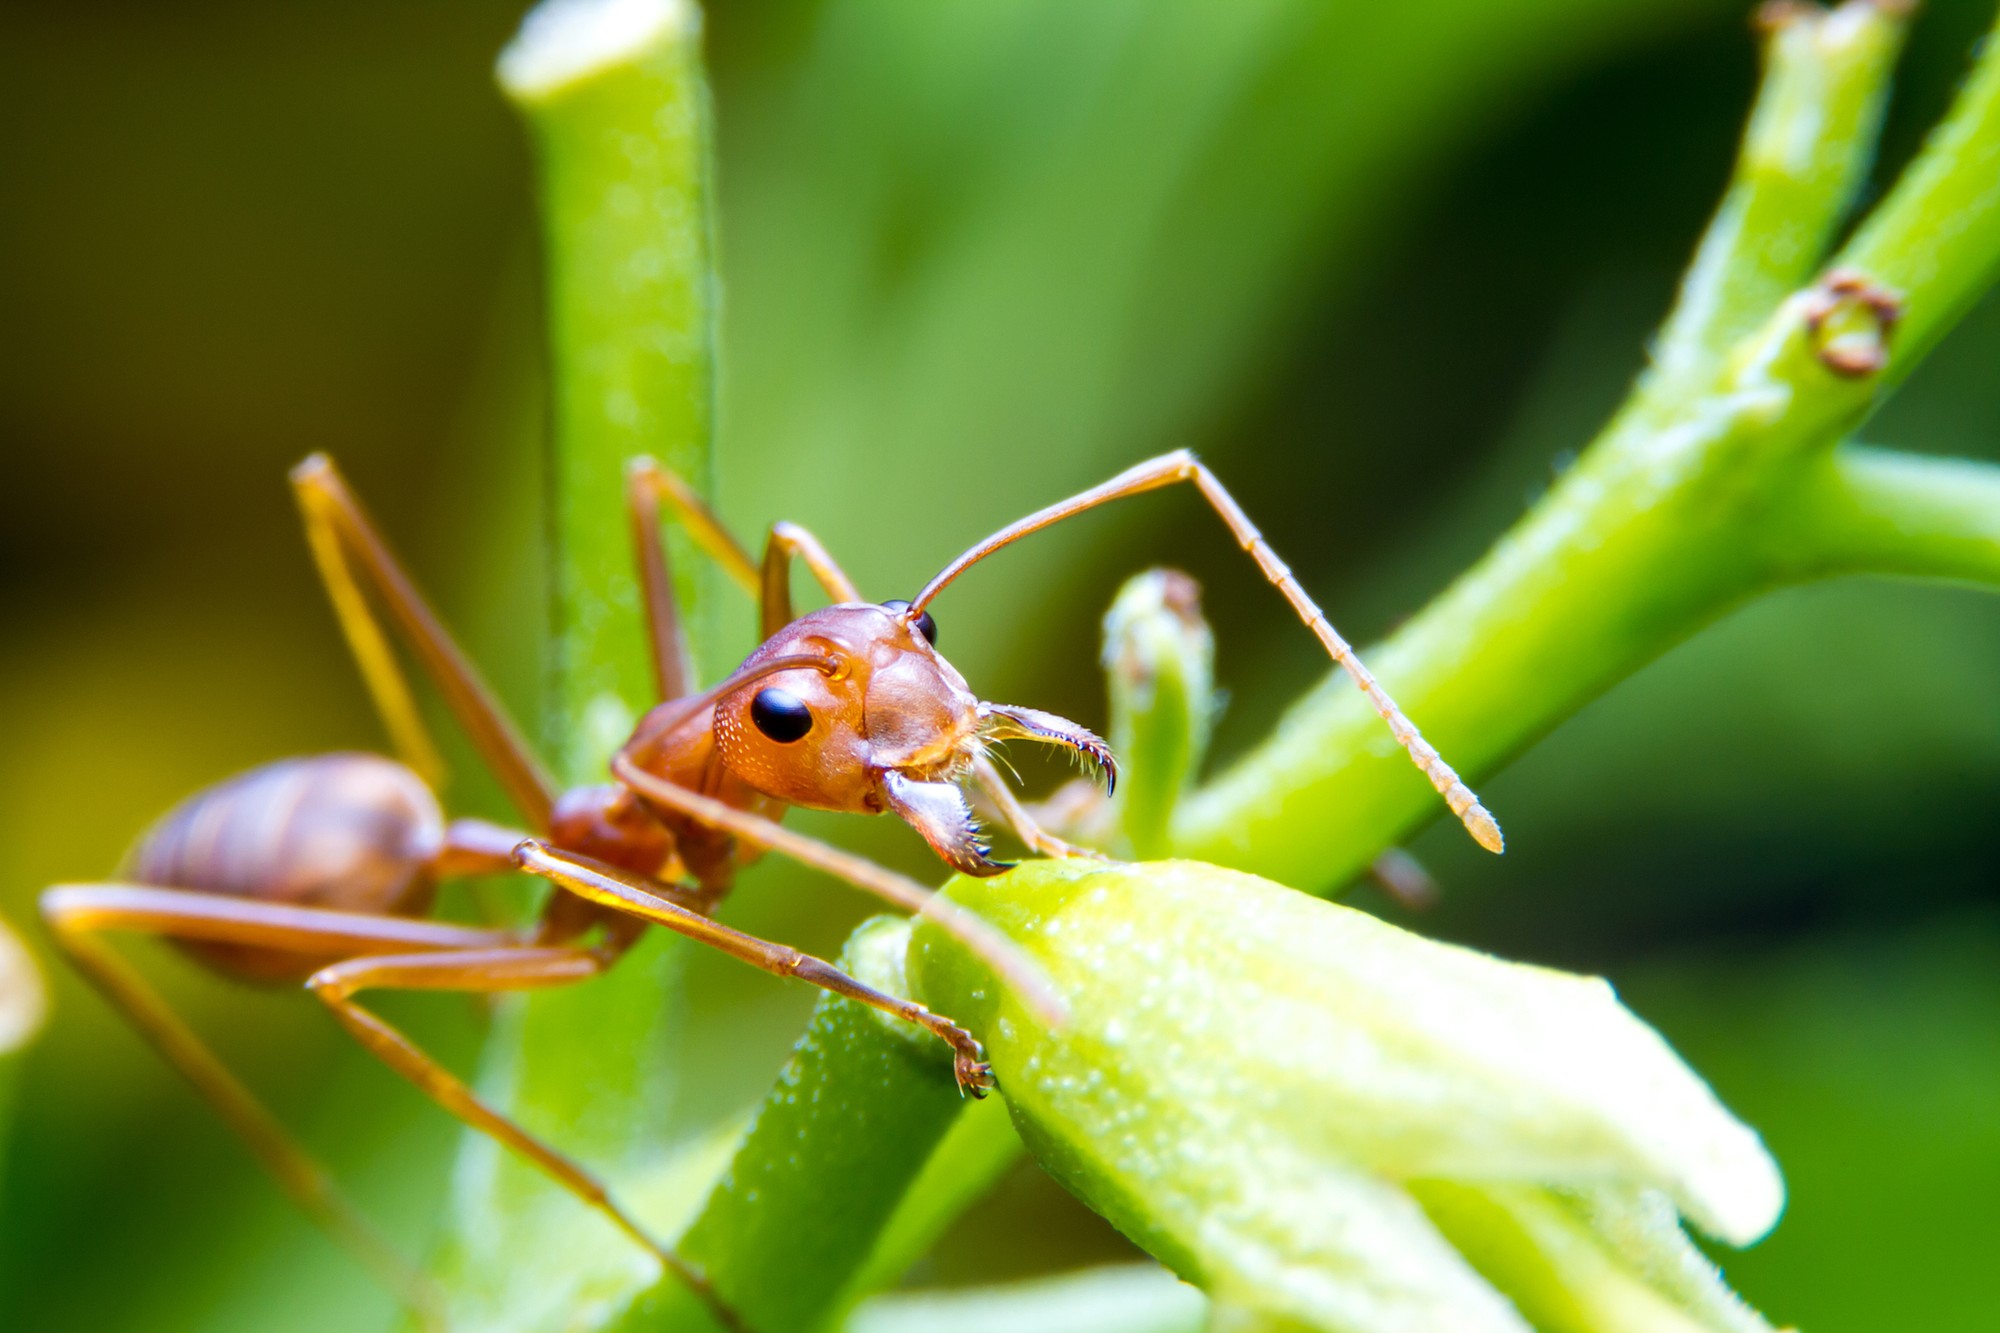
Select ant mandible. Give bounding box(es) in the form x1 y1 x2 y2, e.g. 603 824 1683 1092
41 449 1501 1330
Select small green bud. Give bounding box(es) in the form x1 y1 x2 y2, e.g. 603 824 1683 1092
1102 569 1217 859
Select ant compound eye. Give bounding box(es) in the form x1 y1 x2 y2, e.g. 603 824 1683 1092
882 599 938 647
750 688 814 743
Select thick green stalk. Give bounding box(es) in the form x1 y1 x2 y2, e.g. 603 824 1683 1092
1170 0 2000 891
432 0 720 1321
506 0 721 762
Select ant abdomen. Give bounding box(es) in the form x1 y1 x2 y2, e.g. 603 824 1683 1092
126 753 446 980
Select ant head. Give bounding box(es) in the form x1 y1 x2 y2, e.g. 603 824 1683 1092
710 601 1112 876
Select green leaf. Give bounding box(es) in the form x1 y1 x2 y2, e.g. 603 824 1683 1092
907 859 1782 1333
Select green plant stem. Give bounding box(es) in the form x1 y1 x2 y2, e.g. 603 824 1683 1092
504 0 719 1156
1837 6 2000 378
1775 443 2000 586
1171 2 2000 891
611 919 968 1333
436 0 721 1316
506 0 721 763
831 1097 1025 1320
1650 0 1905 395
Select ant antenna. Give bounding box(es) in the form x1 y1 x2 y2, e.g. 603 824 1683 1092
907 452 1503 853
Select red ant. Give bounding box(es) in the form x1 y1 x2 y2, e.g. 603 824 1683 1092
41 449 1499 1329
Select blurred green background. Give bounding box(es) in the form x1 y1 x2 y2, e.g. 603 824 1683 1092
2 1 1997 1329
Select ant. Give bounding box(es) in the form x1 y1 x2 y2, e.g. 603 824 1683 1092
41 449 1500 1331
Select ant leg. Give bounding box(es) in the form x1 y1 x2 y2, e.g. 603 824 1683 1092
41 884 518 960
968 754 1105 862
509 843 996 1098
626 457 760 702
39 886 525 1330
290 454 556 829
605 756 1065 1027
909 451 1503 853
758 522 862 638
39 883 736 1331
626 456 864 681
303 947 742 1332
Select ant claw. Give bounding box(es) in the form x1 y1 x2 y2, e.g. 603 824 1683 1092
953 1050 997 1098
